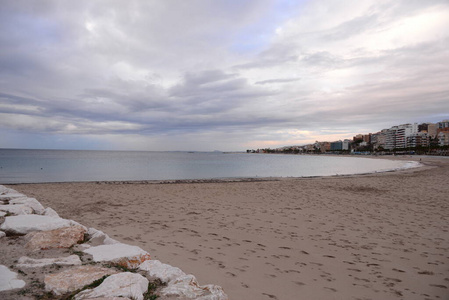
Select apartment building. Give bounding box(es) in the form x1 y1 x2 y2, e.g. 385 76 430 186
427 123 438 138
438 131 449 146
330 141 343 151
438 120 449 129
383 123 418 149
385 126 398 150
407 132 429 148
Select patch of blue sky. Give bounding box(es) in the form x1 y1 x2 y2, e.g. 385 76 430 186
229 0 307 54
0 130 110 151
6 12 62 46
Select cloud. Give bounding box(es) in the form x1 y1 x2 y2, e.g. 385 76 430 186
255 78 300 85
0 0 448 151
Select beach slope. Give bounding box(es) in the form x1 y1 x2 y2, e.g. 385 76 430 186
10 156 449 300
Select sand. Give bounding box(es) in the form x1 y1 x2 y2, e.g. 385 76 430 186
8 156 449 300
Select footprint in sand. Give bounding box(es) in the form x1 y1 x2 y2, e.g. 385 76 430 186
225 272 236 277
262 293 278 299
429 284 447 289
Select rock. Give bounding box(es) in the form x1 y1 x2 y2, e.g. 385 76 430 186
0 215 76 235
44 265 117 295
139 260 186 283
74 272 149 300
0 193 26 200
83 243 151 269
161 274 228 300
0 211 7 217
0 204 34 215
0 265 26 291
17 255 82 268
0 186 19 194
87 227 120 245
79 298 131 300
25 225 87 251
10 197 45 214
0 185 8 194
74 243 91 250
43 207 60 218
0 231 5 238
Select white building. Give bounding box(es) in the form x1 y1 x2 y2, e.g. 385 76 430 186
438 131 449 146
407 132 429 148
384 123 418 150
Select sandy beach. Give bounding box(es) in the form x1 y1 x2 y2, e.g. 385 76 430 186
8 156 449 300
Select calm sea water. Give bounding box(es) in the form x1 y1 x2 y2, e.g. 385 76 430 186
0 149 419 184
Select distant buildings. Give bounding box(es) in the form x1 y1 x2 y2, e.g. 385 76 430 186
330 141 342 151
248 119 449 155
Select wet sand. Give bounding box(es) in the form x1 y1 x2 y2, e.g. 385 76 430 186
8 156 449 300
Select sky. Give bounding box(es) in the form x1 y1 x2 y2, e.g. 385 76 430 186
1 0 449 151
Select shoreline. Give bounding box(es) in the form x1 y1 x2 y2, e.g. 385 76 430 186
7 156 449 300
3 155 427 186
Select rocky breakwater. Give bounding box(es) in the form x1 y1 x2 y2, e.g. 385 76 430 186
0 185 229 300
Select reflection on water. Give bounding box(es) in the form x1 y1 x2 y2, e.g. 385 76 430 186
0 149 416 184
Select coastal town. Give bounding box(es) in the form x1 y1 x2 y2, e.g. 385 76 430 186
249 120 449 155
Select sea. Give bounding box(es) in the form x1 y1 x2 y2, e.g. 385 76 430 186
0 149 420 184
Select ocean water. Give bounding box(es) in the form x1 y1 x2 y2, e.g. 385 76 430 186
0 149 419 184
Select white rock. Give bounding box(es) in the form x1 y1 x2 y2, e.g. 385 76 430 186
83 243 151 269
25 225 87 251
0 211 6 217
0 186 19 194
45 265 117 295
43 207 60 218
0 204 34 215
87 227 120 245
139 260 186 283
0 193 26 199
0 185 8 194
0 231 5 238
10 197 45 214
81 298 131 300
74 272 149 300
17 255 82 268
74 243 91 250
161 274 228 300
0 215 74 235
0 265 26 291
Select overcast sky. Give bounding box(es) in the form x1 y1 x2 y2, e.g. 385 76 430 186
1 0 448 151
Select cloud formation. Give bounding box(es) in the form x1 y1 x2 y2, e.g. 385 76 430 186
1 0 448 151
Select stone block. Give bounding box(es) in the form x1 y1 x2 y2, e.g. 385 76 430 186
43 207 60 218
74 272 149 300
87 227 120 245
0 193 26 200
10 197 45 214
139 260 186 283
161 274 228 300
0 204 34 215
0 265 26 291
83 243 151 269
17 255 82 268
44 265 117 295
0 215 76 235
25 225 86 251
